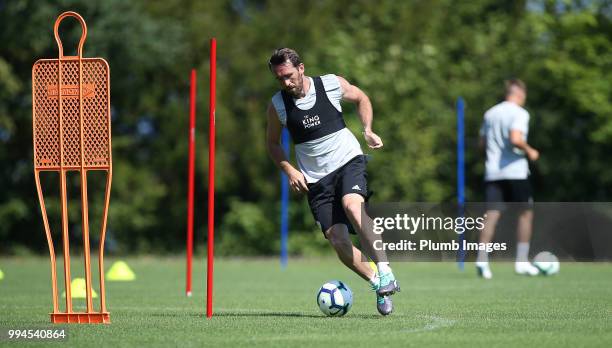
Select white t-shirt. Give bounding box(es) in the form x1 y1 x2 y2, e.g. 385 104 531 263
480 101 530 181
271 74 363 183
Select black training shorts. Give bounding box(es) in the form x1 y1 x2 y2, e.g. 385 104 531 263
307 155 369 235
485 179 533 211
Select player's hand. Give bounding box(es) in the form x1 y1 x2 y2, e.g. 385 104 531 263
288 168 309 193
364 130 383 149
527 148 539 161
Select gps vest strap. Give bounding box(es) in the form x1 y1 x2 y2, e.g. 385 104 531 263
281 76 346 144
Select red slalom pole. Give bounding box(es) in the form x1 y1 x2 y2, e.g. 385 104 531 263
206 38 216 318
186 69 196 297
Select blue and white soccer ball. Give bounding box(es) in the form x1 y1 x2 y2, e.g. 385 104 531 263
533 251 560 275
316 280 353 316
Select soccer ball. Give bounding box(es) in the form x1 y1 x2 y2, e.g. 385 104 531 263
533 251 560 275
316 280 353 316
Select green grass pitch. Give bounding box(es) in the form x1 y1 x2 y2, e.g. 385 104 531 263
0 257 611 347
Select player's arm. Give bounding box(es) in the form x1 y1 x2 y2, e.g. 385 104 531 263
478 121 486 153
266 103 308 192
337 76 383 149
509 130 539 161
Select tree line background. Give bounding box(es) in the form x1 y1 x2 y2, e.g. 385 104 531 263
1 0 610 255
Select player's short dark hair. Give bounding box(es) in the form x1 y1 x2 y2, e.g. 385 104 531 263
505 78 527 97
268 48 302 71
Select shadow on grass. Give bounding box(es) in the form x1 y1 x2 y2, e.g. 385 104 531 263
215 311 382 319
216 311 321 318
148 311 382 319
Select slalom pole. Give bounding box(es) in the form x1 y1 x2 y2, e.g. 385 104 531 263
457 97 466 270
280 128 290 268
186 69 196 297
206 38 216 318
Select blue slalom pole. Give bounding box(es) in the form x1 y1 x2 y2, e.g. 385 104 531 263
280 128 290 268
457 97 466 270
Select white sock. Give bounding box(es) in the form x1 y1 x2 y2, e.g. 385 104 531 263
516 242 530 262
376 262 392 275
368 273 379 287
476 250 489 264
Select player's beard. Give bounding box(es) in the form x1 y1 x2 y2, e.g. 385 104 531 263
286 74 304 98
